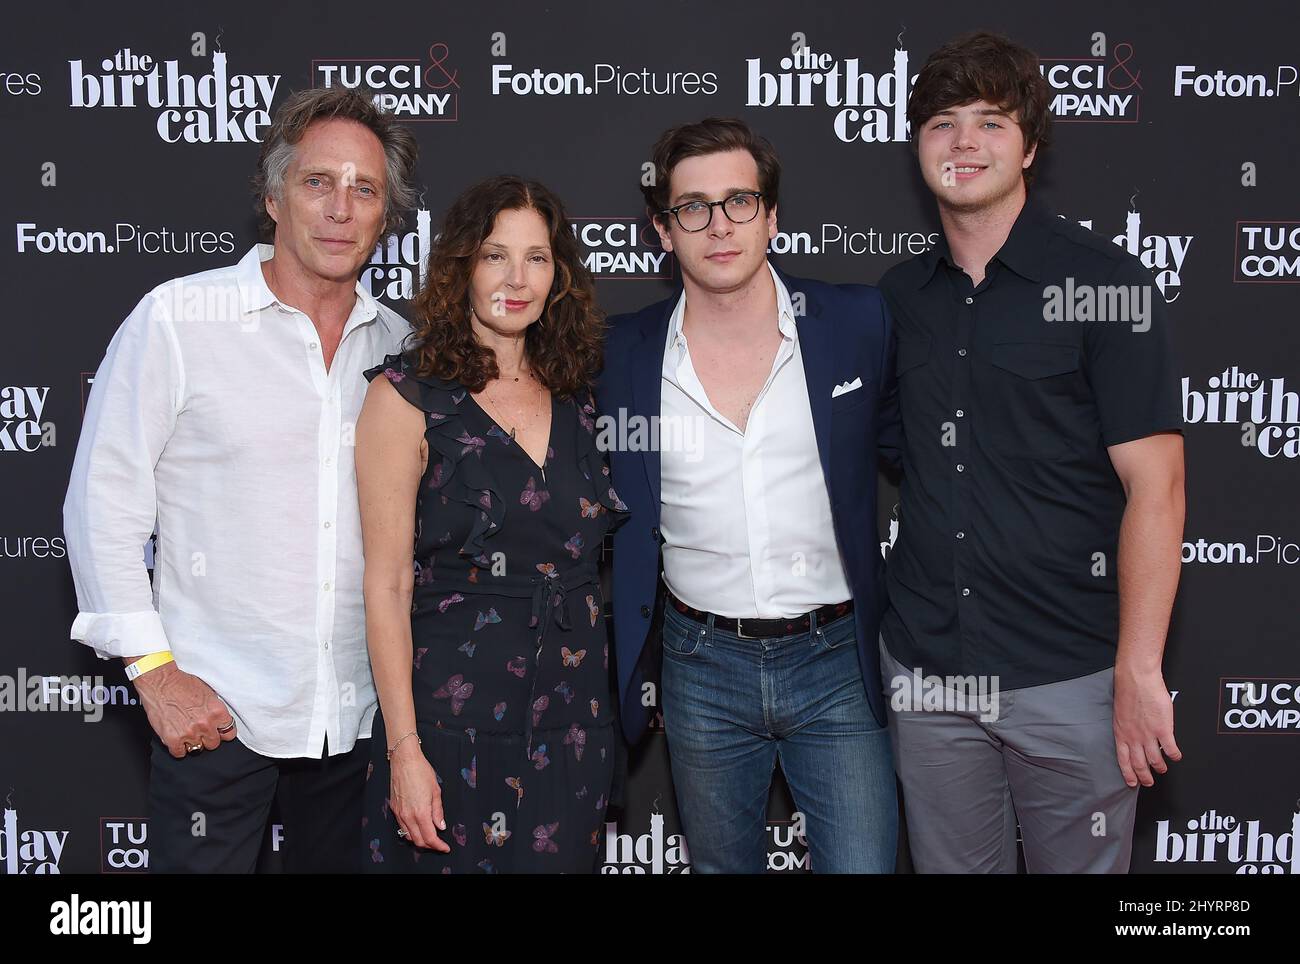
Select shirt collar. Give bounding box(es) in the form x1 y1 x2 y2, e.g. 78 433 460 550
669 260 797 349
995 197 1048 283
916 233 954 289
235 243 380 323
917 196 1048 288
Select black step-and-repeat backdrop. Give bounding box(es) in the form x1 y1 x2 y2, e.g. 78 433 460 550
3 0 1297 874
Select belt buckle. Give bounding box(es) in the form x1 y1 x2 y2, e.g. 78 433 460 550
734 618 751 640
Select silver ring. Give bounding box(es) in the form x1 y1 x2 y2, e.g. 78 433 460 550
396 828 409 838
216 719 236 734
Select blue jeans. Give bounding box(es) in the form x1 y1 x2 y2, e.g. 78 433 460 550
660 603 897 873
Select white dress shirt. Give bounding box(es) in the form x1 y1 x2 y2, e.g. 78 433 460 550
659 261 851 619
64 244 411 758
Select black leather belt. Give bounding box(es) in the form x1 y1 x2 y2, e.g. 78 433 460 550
666 590 853 639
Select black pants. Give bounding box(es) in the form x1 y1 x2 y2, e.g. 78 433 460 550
147 734 370 873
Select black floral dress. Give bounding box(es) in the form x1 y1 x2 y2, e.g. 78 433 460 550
360 350 627 874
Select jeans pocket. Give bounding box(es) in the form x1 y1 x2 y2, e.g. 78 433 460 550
812 615 856 653
662 606 707 659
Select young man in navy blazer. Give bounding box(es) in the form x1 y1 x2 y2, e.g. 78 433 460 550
597 118 899 873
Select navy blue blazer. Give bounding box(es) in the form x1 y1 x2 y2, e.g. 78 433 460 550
597 266 900 745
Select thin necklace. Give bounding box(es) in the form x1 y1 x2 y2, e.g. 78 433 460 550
481 371 535 438
479 374 547 482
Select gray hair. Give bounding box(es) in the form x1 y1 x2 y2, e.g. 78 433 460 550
252 86 419 240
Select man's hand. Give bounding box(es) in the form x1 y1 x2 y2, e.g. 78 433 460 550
130 661 237 758
1113 664 1181 788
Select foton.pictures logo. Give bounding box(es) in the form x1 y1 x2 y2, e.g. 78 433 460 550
1182 536 1299 566
1174 64 1299 98
491 55 717 99
15 222 237 257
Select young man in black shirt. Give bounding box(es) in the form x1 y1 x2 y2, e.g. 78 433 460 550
878 32 1185 873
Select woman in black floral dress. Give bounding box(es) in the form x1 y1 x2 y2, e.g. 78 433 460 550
356 176 625 873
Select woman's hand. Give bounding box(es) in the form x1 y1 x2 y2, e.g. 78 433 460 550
388 739 450 852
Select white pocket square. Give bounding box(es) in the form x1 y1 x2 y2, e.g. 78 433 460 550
831 376 863 398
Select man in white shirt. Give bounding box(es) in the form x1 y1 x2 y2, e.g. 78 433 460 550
599 118 901 872
63 87 419 873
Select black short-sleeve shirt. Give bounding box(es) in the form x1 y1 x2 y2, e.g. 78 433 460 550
878 197 1182 688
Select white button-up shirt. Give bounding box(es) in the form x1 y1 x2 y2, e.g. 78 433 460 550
64 244 412 758
659 261 851 619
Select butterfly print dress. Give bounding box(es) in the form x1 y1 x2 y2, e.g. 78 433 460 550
361 350 627 873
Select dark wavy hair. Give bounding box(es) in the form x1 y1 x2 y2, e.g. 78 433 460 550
907 31 1052 185
409 176 603 398
642 117 781 220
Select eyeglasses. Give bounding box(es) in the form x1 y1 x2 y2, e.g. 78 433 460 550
658 191 765 232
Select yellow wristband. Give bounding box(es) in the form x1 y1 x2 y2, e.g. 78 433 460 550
125 651 174 682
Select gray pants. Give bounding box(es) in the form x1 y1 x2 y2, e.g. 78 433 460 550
880 636 1138 873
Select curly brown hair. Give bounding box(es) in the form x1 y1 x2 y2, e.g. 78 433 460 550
907 31 1052 185
409 176 604 398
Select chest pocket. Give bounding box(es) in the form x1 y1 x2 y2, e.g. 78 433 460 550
980 341 1083 460
892 334 938 430
896 334 931 377
831 373 874 414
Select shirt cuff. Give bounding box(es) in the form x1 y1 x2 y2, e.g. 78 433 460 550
70 610 172 660
1102 421 1185 449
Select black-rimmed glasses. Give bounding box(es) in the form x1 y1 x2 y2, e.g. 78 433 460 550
658 191 765 232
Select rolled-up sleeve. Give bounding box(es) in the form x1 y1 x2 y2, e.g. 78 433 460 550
64 290 184 659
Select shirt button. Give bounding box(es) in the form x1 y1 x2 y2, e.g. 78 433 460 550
965 297 973 305
309 342 318 350
323 642 330 651
322 581 332 591
956 531 965 540
651 527 660 542
957 348 967 357
956 463 965 473
324 456 333 466
962 588 971 597
956 409 965 418
323 521 332 529
640 605 651 618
